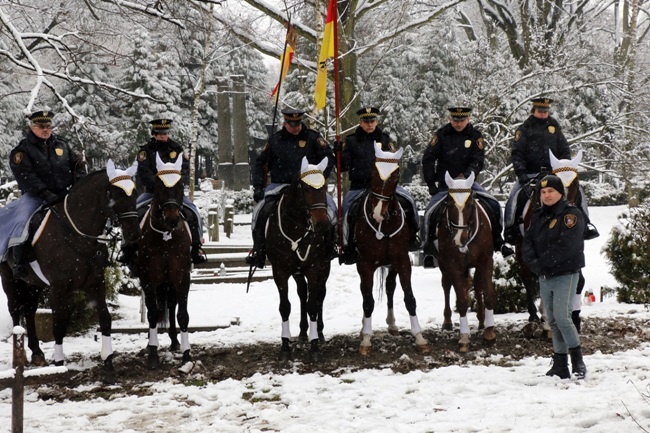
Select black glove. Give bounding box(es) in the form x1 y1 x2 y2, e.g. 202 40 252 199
428 185 439 196
253 187 264 203
41 191 61 206
518 175 529 186
332 141 343 152
522 184 534 198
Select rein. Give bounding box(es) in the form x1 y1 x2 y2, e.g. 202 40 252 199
61 193 137 243
276 192 316 262
444 199 480 253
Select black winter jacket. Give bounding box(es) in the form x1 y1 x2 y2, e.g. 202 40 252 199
341 126 394 190
136 137 189 194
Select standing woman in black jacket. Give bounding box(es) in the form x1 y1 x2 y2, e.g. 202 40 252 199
522 174 587 379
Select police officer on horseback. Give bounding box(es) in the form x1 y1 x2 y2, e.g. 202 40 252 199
421 107 514 268
5 110 87 278
338 106 420 265
246 108 338 269
120 118 207 267
504 97 599 243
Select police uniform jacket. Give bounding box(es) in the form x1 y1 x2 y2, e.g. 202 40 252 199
422 123 485 189
341 126 394 190
10 130 84 199
252 124 333 189
511 115 571 180
137 137 189 194
522 199 585 278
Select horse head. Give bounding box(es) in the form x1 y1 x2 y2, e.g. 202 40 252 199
297 156 330 232
549 149 582 204
153 152 184 230
443 171 476 249
106 159 140 244
370 142 403 223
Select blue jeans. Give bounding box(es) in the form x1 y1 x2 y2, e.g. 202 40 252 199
540 273 581 353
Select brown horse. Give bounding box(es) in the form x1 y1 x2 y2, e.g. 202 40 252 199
265 157 331 362
138 153 193 370
0 161 140 383
514 150 583 334
354 143 428 356
437 172 497 352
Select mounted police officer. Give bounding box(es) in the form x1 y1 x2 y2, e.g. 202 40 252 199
421 107 514 268
504 97 599 242
3 110 86 278
246 108 337 268
120 118 207 267
338 106 420 265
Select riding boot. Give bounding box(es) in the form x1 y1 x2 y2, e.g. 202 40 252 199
12 243 29 279
326 225 339 261
423 206 442 268
569 346 587 379
183 209 208 265
246 223 267 268
398 196 421 251
504 223 520 244
118 242 139 276
492 224 514 258
545 353 570 379
339 220 359 265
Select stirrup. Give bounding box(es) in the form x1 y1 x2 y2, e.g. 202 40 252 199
245 251 266 269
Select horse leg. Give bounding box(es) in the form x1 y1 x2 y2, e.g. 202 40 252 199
523 273 540 323
294 274 309 342
474 272 485 330
176 284 192 369
305 274 327 363
452 271 471 353
91 279 117 385
395 263 429 354
385 267 399 336
358 264 375 357
317 283 327 343
475 264 496 346
274 272 293 362
50 294 72 367
441 273 454 331
168 293 180 352
143 286 161 369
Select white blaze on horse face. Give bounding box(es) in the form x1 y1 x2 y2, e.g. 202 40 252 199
155 152 183 187
106 159 137 196
299 156 326 189
549 149 581 186
374 142 403 180
372 199 384 223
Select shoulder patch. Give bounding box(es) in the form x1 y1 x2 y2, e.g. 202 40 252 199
138 150 147 162
477 137 485 150
564 214 578 228
429 136 438 147
317 137 328 148
514 130 522 142
13 152 23 165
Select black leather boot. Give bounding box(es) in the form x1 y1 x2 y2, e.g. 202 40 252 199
546 353 570 379
246 222 267 268
117 243 139 276
191 244 208 264
398 196 421 251
326 225 339 261
12 243 29 279
569 346 587 379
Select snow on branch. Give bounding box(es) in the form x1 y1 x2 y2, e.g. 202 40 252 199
99 0 186 28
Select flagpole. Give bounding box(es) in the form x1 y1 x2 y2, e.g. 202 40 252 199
270 20 292 139
332 1 343 255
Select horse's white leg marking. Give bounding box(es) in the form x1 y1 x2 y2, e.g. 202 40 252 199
148 328 159 347
386 309 398 333
53 344 65 364
101 335 113 360
484 309 495 328
459 315 470 334
360 334 372 348
281 320 291 339
309 320 319 341
453 206 464 247
409 315 422 335
372 200 384 223
362 316 373 336
180 331 190 352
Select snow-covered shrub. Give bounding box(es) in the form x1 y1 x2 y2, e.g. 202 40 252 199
581 180 627 206
492 257 529 314
603 203 650 304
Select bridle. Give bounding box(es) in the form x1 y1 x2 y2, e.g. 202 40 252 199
148 169 183 241
363 160 406 240
444 187 480 253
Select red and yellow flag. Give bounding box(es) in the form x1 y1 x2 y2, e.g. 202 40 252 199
314 0 336 111
271 25 296 102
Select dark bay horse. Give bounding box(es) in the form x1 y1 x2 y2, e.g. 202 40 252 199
514 150 583 335
437 172 497 352
354 143 428 356
265 157 331 362
0 161 140 383
137 153 193 370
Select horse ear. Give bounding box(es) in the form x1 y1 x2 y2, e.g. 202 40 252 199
444 171 453 187
106 159 115 173
549 149 560 169
394 147 404 160
573 149 583 166
173 153 183 171
317 157 328 172
301 156 309 172
126 160 138 177
467 171 475 185
374 141 382 157
156 152 164 171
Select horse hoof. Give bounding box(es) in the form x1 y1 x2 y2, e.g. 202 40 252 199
102 356 117 385
147 346 160 370
298 332 308 342
31 353 48 367
54 360 64 367
318 332 326 343
416 343 430 354
310 351 322 363
359 345 372 357
182 349 192 364
170 341 181 352
483 327 497 344
442 323 453 331
388 328 400 336
459 343 470 353
279 351 292 362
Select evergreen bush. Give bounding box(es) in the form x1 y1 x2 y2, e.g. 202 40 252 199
492 257 529 314
603 202 650 304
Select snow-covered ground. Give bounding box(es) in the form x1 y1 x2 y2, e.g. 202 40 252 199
2 205 650 433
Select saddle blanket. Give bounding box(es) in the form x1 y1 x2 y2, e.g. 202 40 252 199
0 194 42 262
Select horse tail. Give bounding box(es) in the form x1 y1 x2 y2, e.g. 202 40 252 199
156 283 169 328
